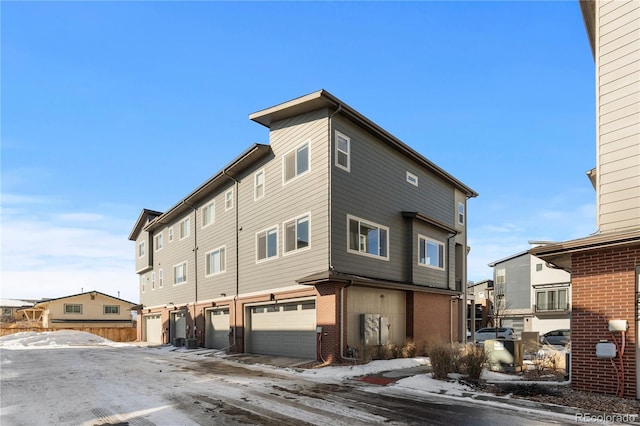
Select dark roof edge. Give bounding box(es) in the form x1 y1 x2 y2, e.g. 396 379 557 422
35 291 137 306
529 229 640 257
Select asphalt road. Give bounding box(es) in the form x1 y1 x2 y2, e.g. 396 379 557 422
1 345 582 426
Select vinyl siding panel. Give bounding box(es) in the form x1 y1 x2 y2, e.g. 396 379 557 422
330 115 457 285
238 109 330 295
134 232 151 274
495 255 531 310
597 0 640 233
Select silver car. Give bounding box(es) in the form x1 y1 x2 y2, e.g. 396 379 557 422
474 327 518 343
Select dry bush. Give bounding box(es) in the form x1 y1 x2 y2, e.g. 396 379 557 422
400 340 418 358
429 342 455 380
377 342 399 360
458 344 488 380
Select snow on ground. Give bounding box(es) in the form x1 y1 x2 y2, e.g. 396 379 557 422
0 330 129 349
299 357 429 381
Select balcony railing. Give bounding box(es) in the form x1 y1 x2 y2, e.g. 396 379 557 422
534 303 570 313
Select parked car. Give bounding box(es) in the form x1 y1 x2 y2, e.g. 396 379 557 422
474 327 518 343
540 329 571 346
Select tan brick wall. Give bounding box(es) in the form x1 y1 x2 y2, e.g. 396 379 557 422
571 246 639 398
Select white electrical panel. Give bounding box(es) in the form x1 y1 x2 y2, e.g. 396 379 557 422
595 342 617 359
608 320 628 332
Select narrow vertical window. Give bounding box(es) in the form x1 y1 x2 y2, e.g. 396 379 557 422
138 241 145 257
155 232 163 251
283 141 310 183
335 131 350 172
174 262 187 284
151 271 156 290
257 226 278 261
254 169 265 200
158 269 164 288
458 202 465 225
225 189 234 211
168 227 174 242
179 217 190 239
202 200 215 227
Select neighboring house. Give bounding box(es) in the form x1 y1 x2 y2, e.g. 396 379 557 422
0 299 35 323
530 0 639 399
466 279 494 332
129 90 477 361
30 291 136 328
487 250 571 337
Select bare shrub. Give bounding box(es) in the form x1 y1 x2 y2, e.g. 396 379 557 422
400 340 418 358
429 342 455 380
377 342 399 360
458 344 488 380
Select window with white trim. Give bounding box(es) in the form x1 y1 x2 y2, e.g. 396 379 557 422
418 236 445 270
257 226 278 261
158 269 163 288
225 189 234 211
174 261 187 285
283 141 310 183
168 227 174 242
335 131 350 172
104 305 120 315
254 169 265 200
406 171 419 187
348 215 389 259
205 246 226 276
202 200 215 227
458 202 465 225
138 241 145 257
151 271 156 290
141 276 145 293
155 232 163 251
179 217 190 239
64 304 82 314
284 214 310 254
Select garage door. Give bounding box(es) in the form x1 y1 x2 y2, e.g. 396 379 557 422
206 308 230 349
249 300 316 359
145 314 162 344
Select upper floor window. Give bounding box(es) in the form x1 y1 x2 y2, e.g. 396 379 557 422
284 214 310 254
335 131 350 172
536 288 568 312
202 200 215 227
64 304 82 314
255 169 265 200
348 215 389 259
536 263 543 272
418 236 445 270
257 226 278 262
104 305 120 315
406 171 419 187
168 227 174 242
141 276 146 293
458 202 465 225
174 261 187 285
206 246 226 276
138 241 145 257
496 268 506 286
225 189 234 211
155 232 163 251
283 141 310 183
179 217 190 239
158 269 164 288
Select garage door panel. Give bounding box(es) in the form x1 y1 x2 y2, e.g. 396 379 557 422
208 308 229 349
249 301 316 359
145 315 162 344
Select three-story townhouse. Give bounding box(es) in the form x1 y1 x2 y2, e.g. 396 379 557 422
130 90 477 361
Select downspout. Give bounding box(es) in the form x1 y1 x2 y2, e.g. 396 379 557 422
183 201 198 339
223 170 240 351
446 232 456 343
340 280 357 361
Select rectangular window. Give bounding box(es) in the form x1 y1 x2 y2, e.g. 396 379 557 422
257 226 278 261
155 232 163 251
347 215 388 259
406 171 418 187
151 271 156 290
536 263 543 272
104 305 120 315
283 141 310 183
174 261 187 285
141 276 145 293
206 246 226 276
158 269 163 288
536 288 568 311
418 236 445 269
284 214 310 254
138 241 145 257
168 227 174 242
335 131 350 172
64 304 82 314
202 200 215 227
458 202 465 225
254 169 265 200
225 189 234 211
179 217 190 239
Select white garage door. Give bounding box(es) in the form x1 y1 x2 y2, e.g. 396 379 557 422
206 308 230 349
172 311 187 340
249 300 316 359
145 314 162 344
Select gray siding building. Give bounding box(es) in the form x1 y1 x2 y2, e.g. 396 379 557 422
129 90 477 361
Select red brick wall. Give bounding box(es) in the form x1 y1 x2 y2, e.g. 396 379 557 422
412 292 457 344
571 246 639 398
315 282 342 362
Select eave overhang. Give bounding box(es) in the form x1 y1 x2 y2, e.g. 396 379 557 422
401 211 458 235
297 270 462 296
143 143 271 233
528 229 640 272
250 90 478 198
579 0 596 59
128 209 163 241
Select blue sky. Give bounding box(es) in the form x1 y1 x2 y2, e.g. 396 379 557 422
1 1 596 303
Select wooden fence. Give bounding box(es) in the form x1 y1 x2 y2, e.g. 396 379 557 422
0 326 137 342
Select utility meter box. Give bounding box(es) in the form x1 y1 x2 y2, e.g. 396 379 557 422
608 320 628 332
595 342 617 358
